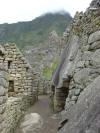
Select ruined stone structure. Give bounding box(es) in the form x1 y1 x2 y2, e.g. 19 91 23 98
0 67 8 133
38 78 51 95
5 44 36 97
0 44 38 133
24 30 65 95
51 0 100 132
52 2 100 112
0 47 8 133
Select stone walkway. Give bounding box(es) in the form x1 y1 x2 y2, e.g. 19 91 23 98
16 95 61 133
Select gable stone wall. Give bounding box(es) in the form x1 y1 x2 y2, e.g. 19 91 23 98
0 44 38 133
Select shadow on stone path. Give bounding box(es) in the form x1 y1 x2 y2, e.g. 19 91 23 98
16 95 61 133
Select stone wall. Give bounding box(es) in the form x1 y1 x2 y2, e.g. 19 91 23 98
1 93 37 133
38 78 51 95
0 66 8 133
0 45 6 66
31 72 51 95
50 1 100 132
0 44 38 133
64 9 100 111
52 1 100 112
3 44 34 95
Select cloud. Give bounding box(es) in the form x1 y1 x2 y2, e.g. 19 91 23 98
0 0 92 23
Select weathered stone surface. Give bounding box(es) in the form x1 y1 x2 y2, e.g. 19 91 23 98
0 86 5 96
89 41 100 50
2 95 37 133
4 43 38 97
74 89 81 96
0 44 38 133
73 68 90 85
58 76 100 133
0 105 5 114
88 31 100 44
81 51 92 61
0 97 3 105
20 113 43 133
51 0 100 120
90 49 100 66
52 35 79 88
0 78 6 87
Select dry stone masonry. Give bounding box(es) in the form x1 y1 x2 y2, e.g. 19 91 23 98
52 0 100 112
51 0 100 132
4 44 33 95
0 67 8 133
0 44 38 133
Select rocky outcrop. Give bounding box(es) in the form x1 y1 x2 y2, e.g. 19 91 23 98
58 76 100 133
52 0 100 112
51 0 100 132
19 113 43 133
24 31 65 94
24 31 63 74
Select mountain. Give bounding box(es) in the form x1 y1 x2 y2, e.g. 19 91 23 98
0 11 72 48
24 30 65 80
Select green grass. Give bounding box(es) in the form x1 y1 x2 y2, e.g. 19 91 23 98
42 59 58 80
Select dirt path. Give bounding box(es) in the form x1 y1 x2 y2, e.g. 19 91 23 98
16 95 61 133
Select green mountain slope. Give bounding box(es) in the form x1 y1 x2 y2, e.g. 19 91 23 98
0 11 72 48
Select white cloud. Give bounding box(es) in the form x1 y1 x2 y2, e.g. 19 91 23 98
0 0 92 24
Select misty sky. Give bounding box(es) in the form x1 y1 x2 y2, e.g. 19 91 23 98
0 0 92 24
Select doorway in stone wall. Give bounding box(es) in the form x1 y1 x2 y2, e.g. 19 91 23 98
8 80 14 92
54 78 70 112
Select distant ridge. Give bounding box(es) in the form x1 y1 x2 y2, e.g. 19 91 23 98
0 11 72 48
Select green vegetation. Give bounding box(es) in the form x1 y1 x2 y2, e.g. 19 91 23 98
43 59 58 80
0 12 72 48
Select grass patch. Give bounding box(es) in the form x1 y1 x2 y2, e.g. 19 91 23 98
42 59 58 80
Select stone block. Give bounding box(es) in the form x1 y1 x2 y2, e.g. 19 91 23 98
89 41 100 50
0 97 3 105
81 51 92 61
74 89 81 96
0 78 6 86
73 68 91 85
88 30 100 44
0 86 6 96
0 105 5 114
0 114 4 125
71 96 78 101
91 49 100 66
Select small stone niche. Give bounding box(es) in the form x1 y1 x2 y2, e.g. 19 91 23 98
8 60 12 69
26 67 29 72
8 80 14 92
0 51 4 56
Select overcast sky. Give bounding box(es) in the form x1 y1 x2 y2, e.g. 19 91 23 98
0 0 92 24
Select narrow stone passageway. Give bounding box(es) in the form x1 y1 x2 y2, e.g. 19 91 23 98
16 95 61 133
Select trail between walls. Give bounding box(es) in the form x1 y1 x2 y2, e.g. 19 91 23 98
16 95 61 133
